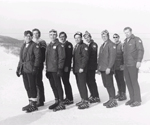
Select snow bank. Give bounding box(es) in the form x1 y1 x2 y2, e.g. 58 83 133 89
139 61 150 73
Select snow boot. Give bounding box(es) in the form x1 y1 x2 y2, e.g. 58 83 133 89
63 98 74 105
106 98 118 108
53 101 66 112
118 92 127 101
125 100 134 106
76 99 84 106
88 96 101 103
130 101 141 107
78 100 89 109
103 99 111 106
22 100 31 111
26 101 38 113
49 99 59 109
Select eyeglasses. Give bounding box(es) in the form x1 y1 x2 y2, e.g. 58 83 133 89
113 37 118 38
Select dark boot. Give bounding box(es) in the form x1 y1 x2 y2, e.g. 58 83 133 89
106 98 118 108
103 99 111 106
125 100 134 106
26 101 38 113
78 100 89 109
49 99 59 110
76 99 84 106
22 100 31 111
130 101 141 107
88 96 101 103
63 98 74 105
53 101 66 112
118 92 127 101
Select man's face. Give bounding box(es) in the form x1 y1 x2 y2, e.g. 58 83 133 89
59 34 66 43
124 29 132 38
113 35 119 43
84 35 91 43
75 35 82 44
49 32 57 41
102 34 108 42
24 34 32 43
33 31 40 39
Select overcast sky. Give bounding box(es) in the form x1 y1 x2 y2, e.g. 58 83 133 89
0 0 150 40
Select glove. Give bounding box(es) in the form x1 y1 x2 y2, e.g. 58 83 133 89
57 69 63 77
32 66 39 75
16 71 20 77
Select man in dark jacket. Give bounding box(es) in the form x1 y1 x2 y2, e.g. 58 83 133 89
83 31 100 103
123 27 144 107
97 30 117 108
113 33 126 101
45 29 66 112
16 30 41 113
32 28 47 107
73 32 89 109
59 32 74 105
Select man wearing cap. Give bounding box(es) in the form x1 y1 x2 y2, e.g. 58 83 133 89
16 30 41 113
59 31 74 105
123 27 144 107
113 33 127 101
97 30 117 108
32 28 47 107
83 31 100 103
73 32 89 109
45 29 66 112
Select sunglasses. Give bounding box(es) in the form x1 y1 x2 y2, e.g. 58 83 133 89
113 37 118 38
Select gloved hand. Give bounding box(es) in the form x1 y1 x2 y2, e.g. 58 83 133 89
57 69 63 77
32 66 39 75
16 71 20 77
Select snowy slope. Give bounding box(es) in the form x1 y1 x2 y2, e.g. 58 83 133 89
0 46 150 125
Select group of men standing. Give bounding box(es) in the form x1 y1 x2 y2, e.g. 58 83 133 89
16 27 144 113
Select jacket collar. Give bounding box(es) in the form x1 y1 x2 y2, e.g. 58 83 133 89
50 38 59 46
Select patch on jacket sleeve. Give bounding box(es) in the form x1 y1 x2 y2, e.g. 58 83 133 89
68 45 71 48
139 40 142 43
61 45 64 47
93 45 97 48
53 46 56 49
85 47 88 51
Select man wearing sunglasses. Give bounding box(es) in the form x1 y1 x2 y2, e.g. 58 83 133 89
123 27 144 107
113 33 126 101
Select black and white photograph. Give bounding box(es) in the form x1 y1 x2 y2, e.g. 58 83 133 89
0 0 150 125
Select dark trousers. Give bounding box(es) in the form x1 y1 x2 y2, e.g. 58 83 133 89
75 73 88 100
62 71 73 101
114 70 126 93
86 70 99 98
101 71 115 98
35 66 45 103
124 66 141 102
22 72 37 99
48 72 64 101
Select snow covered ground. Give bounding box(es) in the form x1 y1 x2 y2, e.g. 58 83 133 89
0 46 150 125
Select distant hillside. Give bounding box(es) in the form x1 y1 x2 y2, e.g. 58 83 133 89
0 35 23 56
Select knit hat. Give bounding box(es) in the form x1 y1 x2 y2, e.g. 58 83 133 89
74 31 82 38
83 31 91 38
